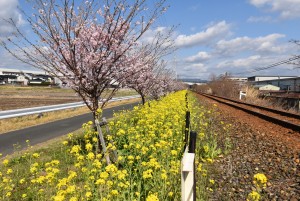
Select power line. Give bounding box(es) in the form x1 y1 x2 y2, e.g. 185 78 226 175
234 55 300 75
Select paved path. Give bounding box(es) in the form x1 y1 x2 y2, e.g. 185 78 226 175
0 102 139 157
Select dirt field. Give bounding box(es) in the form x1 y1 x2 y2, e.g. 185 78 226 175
0 86 81 111
0 85 136 111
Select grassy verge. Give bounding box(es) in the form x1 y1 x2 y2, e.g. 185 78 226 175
0 98 140 135
181 93 233 200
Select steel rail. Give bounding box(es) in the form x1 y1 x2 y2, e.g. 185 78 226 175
198 93 300 132
209 93 300 119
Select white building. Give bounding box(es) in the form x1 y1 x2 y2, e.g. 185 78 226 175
247 75 297 82
0 68 56 86
249 76 300 92
253 84 280 91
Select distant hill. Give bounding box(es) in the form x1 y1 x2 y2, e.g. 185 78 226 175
178 78 207 84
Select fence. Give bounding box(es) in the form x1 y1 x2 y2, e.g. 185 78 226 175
181 110 197 201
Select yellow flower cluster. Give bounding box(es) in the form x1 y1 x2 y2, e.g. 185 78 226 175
0 90 196 200
247 173 268 201
253 173 267 188
247 191 261 201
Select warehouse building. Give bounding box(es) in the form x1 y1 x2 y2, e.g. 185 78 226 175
248 76 300 92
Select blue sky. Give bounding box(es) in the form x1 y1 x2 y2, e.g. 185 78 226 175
1 0 300 80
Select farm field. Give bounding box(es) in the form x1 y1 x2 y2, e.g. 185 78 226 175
0 85 137 111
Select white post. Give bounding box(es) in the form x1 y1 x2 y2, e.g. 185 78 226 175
239 91 246 100
181 147 195 201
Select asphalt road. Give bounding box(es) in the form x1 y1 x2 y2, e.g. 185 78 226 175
0 102 139 157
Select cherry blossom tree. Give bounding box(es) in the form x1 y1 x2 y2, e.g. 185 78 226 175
1 0 168 120
124 27 175 104
1 0 170 164
148 65 177 100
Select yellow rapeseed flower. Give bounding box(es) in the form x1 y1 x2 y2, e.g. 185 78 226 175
6 168 13 175
127 155 134 160
67 171 77 181
32 153 40 158
171 150 177 156
105 164 118 173
247 191 261 201
143 169 153 179
70 145 81 155
86 191 92 199
6 192 12 197
92 159 102 168
92 137 98 143
66 185 76 194
50 160 60 166
100 172 109 179
19 178 25 184
68 133 73 139
87 152 95 160
53 194 65 201
2 159 9 166
69 197 78 201
161 173 167 180
85 143 93 151
253 173 267 188
95 178 105 185
110 189 119 196
146 193 159 201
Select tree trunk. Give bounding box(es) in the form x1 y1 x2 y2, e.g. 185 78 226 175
141 95 146 105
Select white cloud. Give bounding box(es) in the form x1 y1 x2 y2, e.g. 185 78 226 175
216 33 286 56
176 32 298 79
215 54 296 76
247 16 273 22
178 63 207 78
0 0 25 36
249 0 300 19
185 51 211 63
139 27 168 44
217 55 263 68
175 21 231 48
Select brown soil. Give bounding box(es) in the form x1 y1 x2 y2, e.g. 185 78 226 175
196 93 300 200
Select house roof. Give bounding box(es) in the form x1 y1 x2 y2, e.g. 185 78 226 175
0 75 17 79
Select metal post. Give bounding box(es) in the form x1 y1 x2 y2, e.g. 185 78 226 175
188 131 197 154
189 131 197 201
184 111 190 148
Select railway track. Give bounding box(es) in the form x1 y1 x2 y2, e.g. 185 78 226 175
198 93 300 132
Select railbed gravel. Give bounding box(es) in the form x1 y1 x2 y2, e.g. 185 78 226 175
196 94 300 201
